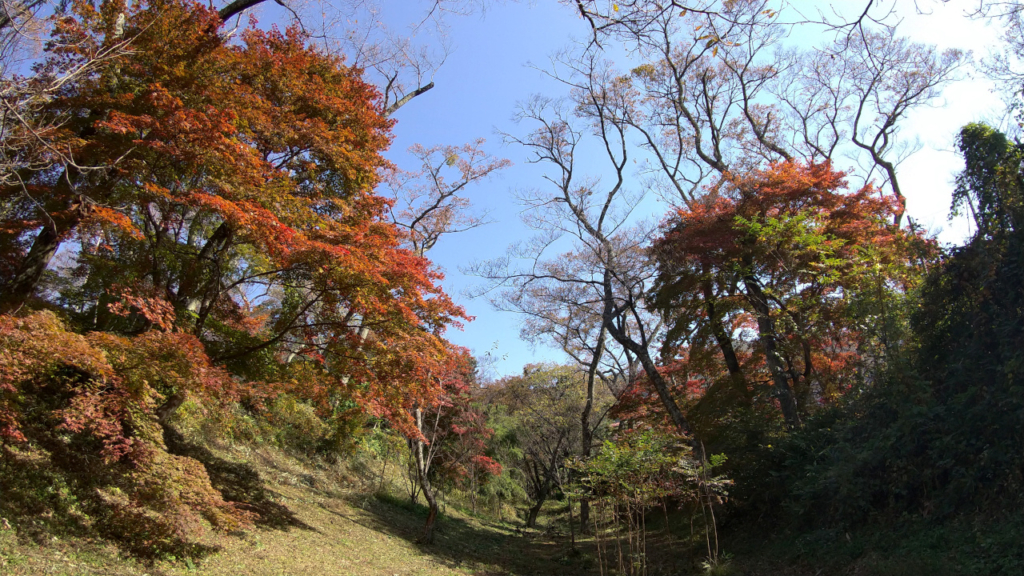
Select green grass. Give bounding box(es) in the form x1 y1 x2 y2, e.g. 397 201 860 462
14 425 1012 576
0 441 602 576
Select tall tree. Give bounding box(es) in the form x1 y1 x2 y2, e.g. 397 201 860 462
650 161 927 429
472 87 695 441
380 135 507 544
1 0 467 438
477 0 963 443
402 346 500 543
565 0 964 222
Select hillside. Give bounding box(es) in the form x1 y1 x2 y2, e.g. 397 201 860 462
1 441 593 576
4 429 1023 576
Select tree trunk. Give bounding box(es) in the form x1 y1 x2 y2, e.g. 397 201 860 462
579 325 605 533
413 408 439 544
601 277 694 439
0 208 83 314
471 471 477 515
421 485 438 543
1 168 91 315
580 499 591 535
218 0 269 21
525 454 553 529
742 274 801 429
567 493 577 551
702 280 751 403
155 390 187 425
526 492 548 528
175 222 233 335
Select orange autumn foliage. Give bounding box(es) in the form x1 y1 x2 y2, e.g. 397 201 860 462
645 161 933 431
1 0 467 429
0 312 253 550
0 0 471 552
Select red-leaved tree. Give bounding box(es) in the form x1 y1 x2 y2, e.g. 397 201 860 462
649 161 932 431
0 0 471 551
401 345 500 544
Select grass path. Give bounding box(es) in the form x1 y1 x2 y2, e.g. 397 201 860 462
174 482 589 576
1 442 596 576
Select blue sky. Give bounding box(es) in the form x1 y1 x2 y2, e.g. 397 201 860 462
318 1 1008 378
379 1 600 378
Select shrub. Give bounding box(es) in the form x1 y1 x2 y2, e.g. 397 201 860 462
0 312 253 556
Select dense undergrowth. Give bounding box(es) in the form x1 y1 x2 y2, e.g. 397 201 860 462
717 124 1024 575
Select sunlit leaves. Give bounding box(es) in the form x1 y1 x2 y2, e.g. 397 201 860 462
649 161 931 426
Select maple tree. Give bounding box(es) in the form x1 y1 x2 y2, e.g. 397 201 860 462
3 0 1016 570
0 0 473 549
0 0 467 425
650 161 930 430
731 126 1024 567
478 0 960 450
0 311 253 552
377 131 507 543
399 346 500 544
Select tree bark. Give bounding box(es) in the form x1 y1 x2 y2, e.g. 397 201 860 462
174 221 233 334
741 274 801 429
384 82 435 116
603 279 687 429
413 408 440 544
155 390 187 425
0 0 48 31
567 491 576 551
600 273 703 459
579 324 605 532
0 202 85 314
525 456 554 528
526 491 548 528
217 0 268 21
421 482 439 544
702 281 752 403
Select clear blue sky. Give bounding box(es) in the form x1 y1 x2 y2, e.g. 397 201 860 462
268 1 1008 378
379 1 597 378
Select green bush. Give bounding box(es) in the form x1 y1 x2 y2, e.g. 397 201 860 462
266 395 329 453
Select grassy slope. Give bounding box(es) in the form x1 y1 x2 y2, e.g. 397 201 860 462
0 442 597 576
8 431 1009 576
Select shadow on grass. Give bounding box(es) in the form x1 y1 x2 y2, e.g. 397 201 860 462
0 441 226 563
335 492 598 576
163 427 315 532
0 444 103 543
